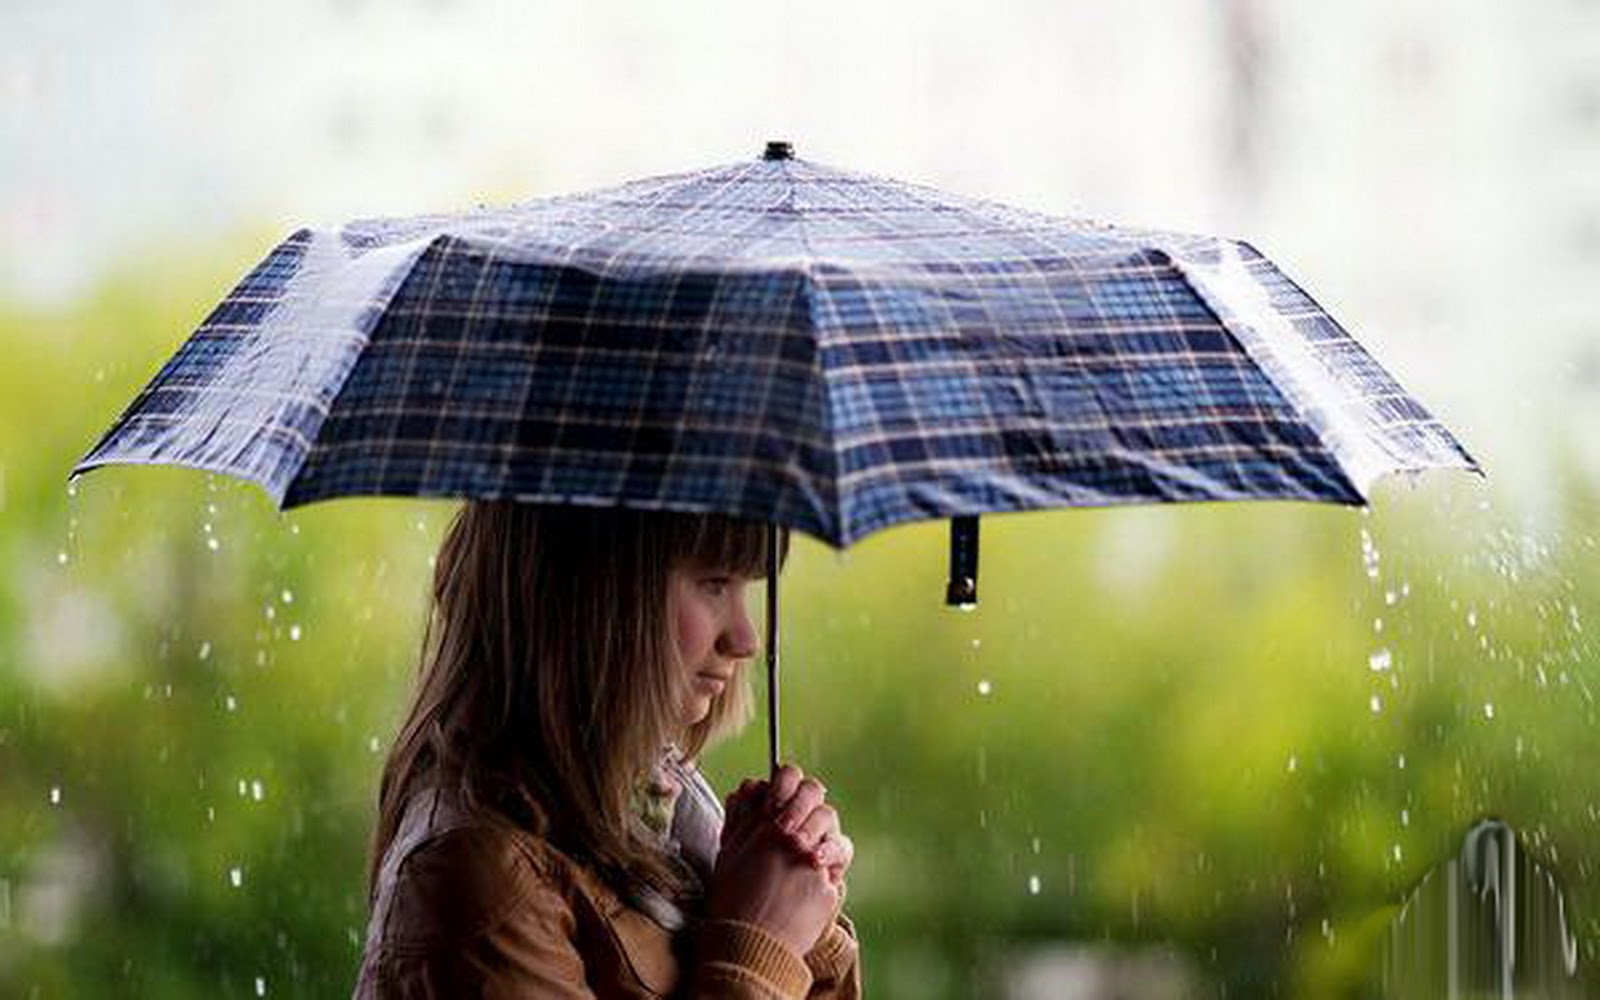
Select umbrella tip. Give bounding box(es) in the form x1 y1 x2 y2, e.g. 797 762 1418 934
762 140 794 161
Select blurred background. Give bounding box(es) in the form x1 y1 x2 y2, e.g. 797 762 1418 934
3 0 1598 995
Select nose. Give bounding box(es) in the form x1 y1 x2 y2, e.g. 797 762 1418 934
716 598 759 661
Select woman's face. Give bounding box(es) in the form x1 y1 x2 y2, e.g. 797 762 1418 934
667 560 760 727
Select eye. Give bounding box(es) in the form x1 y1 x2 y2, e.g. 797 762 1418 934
698 576 733 596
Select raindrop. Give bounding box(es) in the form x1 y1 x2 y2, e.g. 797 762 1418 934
1370 695 1383 714
1401 809 1410 826
264 605 276 622
207 537 220 552
1031 837 1041 855
238 779 248 797
48 786 61 806
976 679 992 696
1027 874 1042 895
1384 589 1398 606
224 695 238 713
280 589 294 604
55 550 68 566
1467 608 1478 629
288 625 302 642
1392 843 1403 862
289 523 300 535
203 521 213 534
229 867 243 888
250 780 265 802
198 641 212 660
1360 528 1381 580
368 736 382 754
1368 648 1393 672
1397 753 1406 770
1483 702 1496 720
255 976 267 997
969 638 981 650
1374 617 1384 633
1286 754 1298 773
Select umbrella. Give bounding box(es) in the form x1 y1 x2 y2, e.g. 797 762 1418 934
72 141 1479 772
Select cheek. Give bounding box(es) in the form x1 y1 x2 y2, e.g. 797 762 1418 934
673 599 714 665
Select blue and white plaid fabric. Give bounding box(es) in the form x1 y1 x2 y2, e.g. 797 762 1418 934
76 149 1476 544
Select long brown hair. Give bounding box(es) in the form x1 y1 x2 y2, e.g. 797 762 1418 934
368 502 786 900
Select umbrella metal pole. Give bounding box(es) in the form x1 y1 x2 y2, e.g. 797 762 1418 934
766 523 781 779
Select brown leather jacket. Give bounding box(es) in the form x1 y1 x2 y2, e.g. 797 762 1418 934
354 789 862 999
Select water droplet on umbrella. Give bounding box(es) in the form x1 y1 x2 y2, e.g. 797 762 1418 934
1401 809 1410 826
368 736 382 754
48 786 61 806
1384 589 1398 606
1027 875 1042 895
1392 843 1403 862
56 550 68 565
255 976 267 996
229 867 243 888
288 625 302 641
1483 702 1496 720
280 589 294 604
1373 617 1384 633
976 679 992 696
198 641 212 660
1368 648 1393 672
1370 695 1383 713
207 538 220 552
225 695 237 712
264 605 276 621
1397 753 1406 770
238 779 248 797
250 780 265 802
1467 608 1478 628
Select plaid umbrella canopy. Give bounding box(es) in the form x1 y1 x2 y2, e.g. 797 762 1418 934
74 141 1479 770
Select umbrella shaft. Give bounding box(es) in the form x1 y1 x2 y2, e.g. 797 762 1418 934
767 523 780 778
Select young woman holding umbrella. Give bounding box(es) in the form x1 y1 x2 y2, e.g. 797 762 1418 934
353 502 860 998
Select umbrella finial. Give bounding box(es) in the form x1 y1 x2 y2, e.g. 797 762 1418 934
763 141 794 161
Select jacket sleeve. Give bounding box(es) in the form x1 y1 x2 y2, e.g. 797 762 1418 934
803 913 862 1000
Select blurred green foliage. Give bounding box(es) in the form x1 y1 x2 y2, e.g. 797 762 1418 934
1 242 1597 997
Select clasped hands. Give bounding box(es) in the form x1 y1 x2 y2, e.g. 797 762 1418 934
706 764 855 957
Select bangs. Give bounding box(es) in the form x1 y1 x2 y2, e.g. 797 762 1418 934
669 512 789 578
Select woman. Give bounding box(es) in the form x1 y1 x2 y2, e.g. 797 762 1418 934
354 502 861 998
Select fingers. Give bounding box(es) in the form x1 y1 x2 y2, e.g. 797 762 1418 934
721 778 768 844
776 777 827 834
787 802 837 852
767 764 805 815
812 831 854 876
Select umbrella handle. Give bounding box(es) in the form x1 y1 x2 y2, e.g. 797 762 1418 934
766 522 781 779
